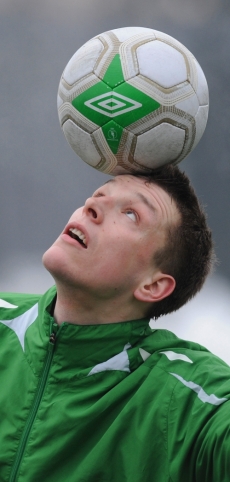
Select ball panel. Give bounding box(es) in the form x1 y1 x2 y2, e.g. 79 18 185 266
137 41 187 88
193 59 209 106
111 165 132 175
175 95 199 117
153 31 200 92
59 102 98 133
154 30 195 65
111 27 155 43
193 105 209 149
119 33 156 81
134 123 185 168
72 82 110 118
57 93 63 110
58 74 100 106
127 75 194 106
101 120 123 154
62 39 103 86
62 120 101 167
100 53 124 88
116 128 136 169
112 82 160 127
94 32 121 81
92 128 118 173
127 105 194 137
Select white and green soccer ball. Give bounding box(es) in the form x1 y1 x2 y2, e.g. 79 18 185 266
57 27 209 175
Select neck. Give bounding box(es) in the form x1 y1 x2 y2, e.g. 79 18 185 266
53 282 146 326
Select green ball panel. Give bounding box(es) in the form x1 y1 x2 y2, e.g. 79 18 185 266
113 82 160 127
101 121 124 154
72 81 112 127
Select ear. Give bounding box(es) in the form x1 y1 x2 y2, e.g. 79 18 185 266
133 272 176 304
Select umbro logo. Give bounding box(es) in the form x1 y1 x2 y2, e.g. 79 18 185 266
84 92 142 118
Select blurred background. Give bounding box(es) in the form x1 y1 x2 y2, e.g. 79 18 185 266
1 0 230 362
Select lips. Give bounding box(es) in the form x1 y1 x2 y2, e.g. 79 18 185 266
65 225 88 248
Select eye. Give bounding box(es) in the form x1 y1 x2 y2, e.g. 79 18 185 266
125 210 137 222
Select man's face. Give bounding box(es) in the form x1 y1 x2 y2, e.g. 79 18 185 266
43 175 179 300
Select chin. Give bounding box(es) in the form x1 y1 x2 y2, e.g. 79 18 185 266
42 245 76 287
42 245 64 277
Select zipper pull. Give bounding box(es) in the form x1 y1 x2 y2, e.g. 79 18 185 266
49 332 56 344
49 322 59 345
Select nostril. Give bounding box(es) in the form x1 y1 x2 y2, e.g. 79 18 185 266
89 208 97 219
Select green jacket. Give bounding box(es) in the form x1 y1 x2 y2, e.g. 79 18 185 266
0 286 230 482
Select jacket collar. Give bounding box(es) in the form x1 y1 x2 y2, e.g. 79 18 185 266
35 286 154 373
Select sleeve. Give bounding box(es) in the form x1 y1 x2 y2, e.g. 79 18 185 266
195 400 230 482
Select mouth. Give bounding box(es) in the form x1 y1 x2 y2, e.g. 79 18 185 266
68 227 87 248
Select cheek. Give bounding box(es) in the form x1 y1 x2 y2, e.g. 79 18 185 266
105 241 147 275
68 207 84 223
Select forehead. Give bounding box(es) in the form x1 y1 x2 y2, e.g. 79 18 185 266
101 175 180 227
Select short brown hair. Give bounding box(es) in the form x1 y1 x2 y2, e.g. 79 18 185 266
134 165 215 319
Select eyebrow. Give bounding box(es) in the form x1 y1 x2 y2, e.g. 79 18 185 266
103 178 156 215
103 178 116 185
135 192 156 214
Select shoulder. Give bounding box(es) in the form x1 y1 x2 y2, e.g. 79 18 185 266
142 328 230 406
0 286 56 319
0 291 41 317
146 327 229 371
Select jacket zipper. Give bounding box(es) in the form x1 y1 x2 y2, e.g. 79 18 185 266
9 323 60 482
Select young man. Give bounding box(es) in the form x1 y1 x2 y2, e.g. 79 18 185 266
0 166 229 482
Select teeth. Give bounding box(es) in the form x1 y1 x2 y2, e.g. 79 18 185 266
69 227 87 246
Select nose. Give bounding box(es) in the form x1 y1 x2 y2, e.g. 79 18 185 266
83 196 105 224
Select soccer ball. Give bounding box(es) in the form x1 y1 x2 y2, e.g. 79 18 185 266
57 27 209 175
